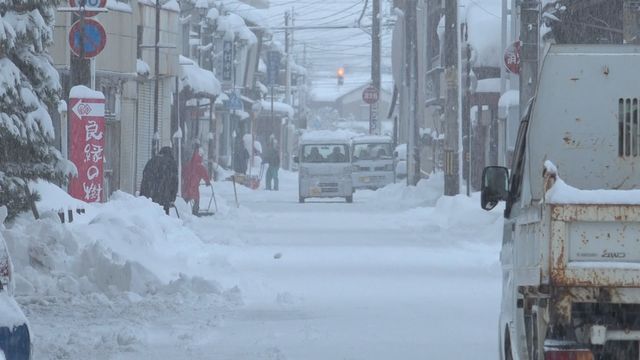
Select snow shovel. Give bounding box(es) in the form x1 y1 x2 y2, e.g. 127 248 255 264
210 184 219 212
232 175 239 208
196 185 217 217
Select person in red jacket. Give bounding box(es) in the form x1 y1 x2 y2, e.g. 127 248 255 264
182 145 211 215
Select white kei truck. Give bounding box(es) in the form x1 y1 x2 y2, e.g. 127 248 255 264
294 132 354 203
481 45 640 360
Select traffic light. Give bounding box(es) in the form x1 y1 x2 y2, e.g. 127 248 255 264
337 67 345 85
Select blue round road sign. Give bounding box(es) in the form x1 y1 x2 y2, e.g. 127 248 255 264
68 19 107 59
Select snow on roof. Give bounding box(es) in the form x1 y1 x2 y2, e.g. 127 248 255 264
498 89 519 117
136 58 150 76
207 7 220 21
256 80 268 94
218 0 268 28
259 100 294 117
214 92 229 105
438 1 501 68
269 40 285 54
231 109 250 120
311 74 393 103
137 0 180 12
106 0 132 12
217 13 257 45
475 78 500 93
291 60 306 75
179 55 221 98
300 129 360 143
545 161 640 205
463 0 501 68
70 85 105 100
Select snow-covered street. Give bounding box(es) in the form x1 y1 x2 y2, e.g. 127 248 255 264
8 172 503 359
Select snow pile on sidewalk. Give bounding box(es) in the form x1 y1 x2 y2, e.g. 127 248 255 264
2 184 241 304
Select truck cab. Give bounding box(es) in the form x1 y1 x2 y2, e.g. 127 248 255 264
482 45 640 360
351 135 394 190
295 132 354 203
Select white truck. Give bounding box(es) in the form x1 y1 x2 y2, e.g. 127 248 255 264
481 45 640 360
294 131 354 203
351 135 394 190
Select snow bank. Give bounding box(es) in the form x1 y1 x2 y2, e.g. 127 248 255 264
29 180 87 215
363 172 444 209
3 184 239 304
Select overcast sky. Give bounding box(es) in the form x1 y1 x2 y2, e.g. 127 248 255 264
264 0 393 82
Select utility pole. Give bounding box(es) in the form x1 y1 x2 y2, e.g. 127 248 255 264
405 0 419 185
285 10 292 106
444 0 460 195
152 0 161 156
371 0 381 135
519 1 539 118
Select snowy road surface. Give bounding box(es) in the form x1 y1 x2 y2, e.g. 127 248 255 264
16 172 502 359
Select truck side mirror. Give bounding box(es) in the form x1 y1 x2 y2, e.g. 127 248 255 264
481 166 509 211
293 155 299 163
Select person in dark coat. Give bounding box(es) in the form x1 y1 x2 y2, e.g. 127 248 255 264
182 146 211 215
140 146 178 215
233 141 249 175
263 139 280 191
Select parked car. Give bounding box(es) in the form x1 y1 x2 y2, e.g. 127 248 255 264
0 208 31 360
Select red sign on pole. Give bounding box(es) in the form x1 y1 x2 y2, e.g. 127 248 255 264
68 87 106 203
362 86 380 105
69 0 107 17
504 41 521 75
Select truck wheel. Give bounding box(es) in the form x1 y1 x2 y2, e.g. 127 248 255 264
299 196 305 203
346 195 353 203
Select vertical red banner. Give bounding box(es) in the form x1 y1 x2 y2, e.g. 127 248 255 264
68 87 106 202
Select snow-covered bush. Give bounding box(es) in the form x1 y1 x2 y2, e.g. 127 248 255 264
0 0 73 219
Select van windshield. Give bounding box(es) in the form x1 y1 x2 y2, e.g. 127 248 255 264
353 143 392 161
302 144 350 163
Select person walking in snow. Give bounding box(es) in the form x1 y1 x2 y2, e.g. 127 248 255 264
233 139 250 175
263 138 280 191
140 146 178 215
182 145 211 215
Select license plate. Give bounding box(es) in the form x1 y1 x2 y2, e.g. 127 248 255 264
360 176 370 183
311 187 322 196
